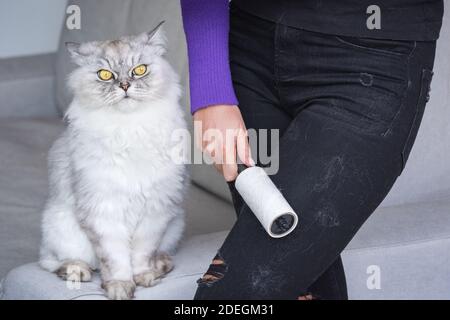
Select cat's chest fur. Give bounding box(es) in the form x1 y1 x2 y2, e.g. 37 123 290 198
66 101 186 197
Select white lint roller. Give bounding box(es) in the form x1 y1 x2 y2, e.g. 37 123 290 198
235 165 299 238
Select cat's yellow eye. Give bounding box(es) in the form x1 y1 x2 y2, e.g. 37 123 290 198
97 69 113 81
132 64 147 76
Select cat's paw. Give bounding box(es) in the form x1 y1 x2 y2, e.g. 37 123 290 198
56 260 92 282
133 253 173 287
102 280 136 300
151 252 174 275
133 270 161 287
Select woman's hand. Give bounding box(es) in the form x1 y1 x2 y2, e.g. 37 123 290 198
193 105 255 181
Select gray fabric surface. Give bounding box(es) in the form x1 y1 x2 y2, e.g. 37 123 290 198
1 231 227 300
346 197 450 250
343 237 450 300
0 118 62 278
0 54 58 118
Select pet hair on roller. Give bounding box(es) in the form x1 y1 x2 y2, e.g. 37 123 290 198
235 165 299 238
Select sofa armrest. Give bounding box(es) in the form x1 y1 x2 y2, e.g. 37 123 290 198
0 54 59 118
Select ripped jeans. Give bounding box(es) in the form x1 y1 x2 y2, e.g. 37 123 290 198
194 6 437 300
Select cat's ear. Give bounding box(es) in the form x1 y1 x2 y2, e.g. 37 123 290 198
142 21 167 55
65 42 86 65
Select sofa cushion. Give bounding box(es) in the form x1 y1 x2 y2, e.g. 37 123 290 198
0 54 58 118
0 231 227 300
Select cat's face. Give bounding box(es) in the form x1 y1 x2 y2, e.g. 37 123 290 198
66 22 170 110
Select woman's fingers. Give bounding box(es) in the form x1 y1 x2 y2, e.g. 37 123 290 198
200 127 253 181
222 132 238 181
204 131 239 181
193 104 251 181
237 128 255 167
208 129 253 181
203 136 223 164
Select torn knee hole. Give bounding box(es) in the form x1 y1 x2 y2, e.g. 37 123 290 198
200 273 222 282
297 293 319 300
211 258 224 265
197 253 227 285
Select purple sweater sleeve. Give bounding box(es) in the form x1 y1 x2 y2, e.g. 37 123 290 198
180 0 238 114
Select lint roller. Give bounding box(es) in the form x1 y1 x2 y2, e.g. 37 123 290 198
235 165 299 238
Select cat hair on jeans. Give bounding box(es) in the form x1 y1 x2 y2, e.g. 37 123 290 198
39 22 188 300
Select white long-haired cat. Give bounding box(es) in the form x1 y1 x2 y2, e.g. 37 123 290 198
39 22 187 300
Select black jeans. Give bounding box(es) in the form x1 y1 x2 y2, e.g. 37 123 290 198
194 6 437 300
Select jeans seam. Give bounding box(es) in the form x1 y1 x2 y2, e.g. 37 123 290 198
400 67 433 171
381 41 417 138
334 35 416 58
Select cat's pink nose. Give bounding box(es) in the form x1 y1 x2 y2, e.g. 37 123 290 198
119 81 130 92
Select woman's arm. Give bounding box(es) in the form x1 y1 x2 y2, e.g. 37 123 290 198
180 0 238 113
180 0 254 181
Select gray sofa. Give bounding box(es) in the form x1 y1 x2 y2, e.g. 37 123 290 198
1 0 449 300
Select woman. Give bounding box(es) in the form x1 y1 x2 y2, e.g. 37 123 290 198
180 0 443 299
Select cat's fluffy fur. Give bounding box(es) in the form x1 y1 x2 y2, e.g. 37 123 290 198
39 23 187 300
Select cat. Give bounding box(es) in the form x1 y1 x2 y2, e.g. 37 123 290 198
39 22 188 300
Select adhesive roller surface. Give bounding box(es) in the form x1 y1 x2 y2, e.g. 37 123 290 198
235 166 298 238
